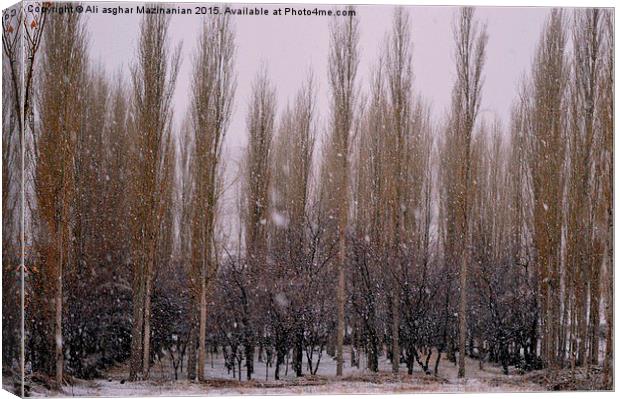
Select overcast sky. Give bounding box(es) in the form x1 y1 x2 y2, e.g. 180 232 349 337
86 2 551 148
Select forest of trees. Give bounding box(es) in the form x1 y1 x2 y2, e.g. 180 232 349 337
1 2 614 394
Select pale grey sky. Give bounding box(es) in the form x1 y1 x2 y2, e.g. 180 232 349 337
86 2 549 149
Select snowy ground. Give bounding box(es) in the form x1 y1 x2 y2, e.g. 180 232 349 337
32 348 549 396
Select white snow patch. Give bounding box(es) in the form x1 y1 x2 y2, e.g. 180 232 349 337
274 292 289 308
31 347 544 397
271 211 289 228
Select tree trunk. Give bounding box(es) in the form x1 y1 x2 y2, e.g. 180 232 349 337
458 253 467 378
588 241 602 365
603 206 613 387
336 234 346 376
198 274 207 381
434 348 442 376
245 343 254 380
129 259 144 381
142 261 152 378
293 332 303 377
391 286 399 374
367 328 379 372
55 236 63 385
275 347 284 380
350 325 356 368
576 261 588 366
187 325 197 381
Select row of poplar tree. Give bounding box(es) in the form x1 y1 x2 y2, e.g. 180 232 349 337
1 3 613 391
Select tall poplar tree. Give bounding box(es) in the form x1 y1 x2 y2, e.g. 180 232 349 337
128 12 180 381
327 8 359 376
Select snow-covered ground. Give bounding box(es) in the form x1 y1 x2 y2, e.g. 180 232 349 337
33 348 547 396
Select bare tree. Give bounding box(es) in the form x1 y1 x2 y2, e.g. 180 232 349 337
2 5 47 392
566 9 604 367
178 119 198 381
352 62 387 373
189 12 236 381
448 7 488 378
600 9 613 389
269 72 318 378
327 7 359 376
34 7 87 385
527 10 568 369
383 8 413 373
508 84 538 370
2 3 47 145
128 11 180 381
243 67 276 380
